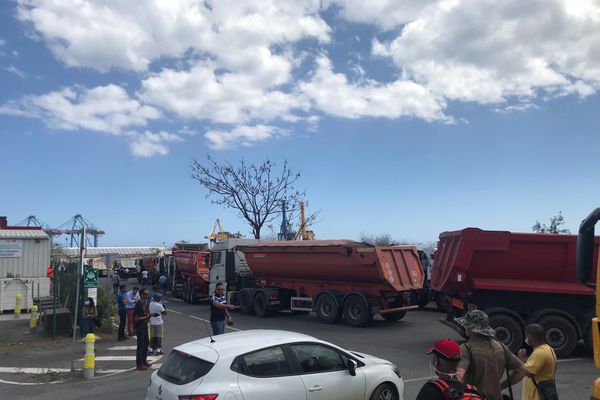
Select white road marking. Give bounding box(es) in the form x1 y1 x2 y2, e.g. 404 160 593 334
107 346 138 351
170 298 184 302
0 367 71 374
189 315 241 331
0 378 64 386
75 355 163 362
403 376 433 384
557 358 584 363
168 309 183 315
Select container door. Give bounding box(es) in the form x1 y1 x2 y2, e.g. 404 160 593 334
377 247 424 291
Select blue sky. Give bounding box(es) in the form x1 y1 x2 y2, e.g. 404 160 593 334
1 1 599 246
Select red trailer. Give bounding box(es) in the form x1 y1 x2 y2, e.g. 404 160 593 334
235 240 424 327
431 228 599 356
171 246 211 303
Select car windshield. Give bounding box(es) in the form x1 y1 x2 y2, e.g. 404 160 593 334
157 350 214 385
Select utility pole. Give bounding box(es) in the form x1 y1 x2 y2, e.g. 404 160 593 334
72 227 86 340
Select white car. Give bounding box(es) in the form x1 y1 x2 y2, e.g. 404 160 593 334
146 329 403 400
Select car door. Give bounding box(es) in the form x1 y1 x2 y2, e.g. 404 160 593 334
236 346 307 400
289 343 366 400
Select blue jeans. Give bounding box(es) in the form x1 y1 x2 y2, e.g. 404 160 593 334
82 318 95 336
211 321 225 335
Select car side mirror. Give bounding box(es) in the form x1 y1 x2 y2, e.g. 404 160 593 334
347 359 357 376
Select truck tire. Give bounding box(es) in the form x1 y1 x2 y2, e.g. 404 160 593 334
539 315 578 358
183 282 189 303
253 291 270 317
190 285 197 304
489 313 523 353
343 294 371 327
435 293 451 313
315 292 341 324
382 311 407 322
239 290 254 314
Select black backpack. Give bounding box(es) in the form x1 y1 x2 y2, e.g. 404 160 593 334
430 379 485 400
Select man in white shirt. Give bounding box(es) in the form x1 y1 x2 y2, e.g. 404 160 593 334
141 270 149 287
149 292 166 355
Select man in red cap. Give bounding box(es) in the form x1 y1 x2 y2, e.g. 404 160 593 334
416 338 483 400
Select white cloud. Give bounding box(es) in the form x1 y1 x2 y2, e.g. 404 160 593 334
129 130 183 157
4 65 27 78
16 0 330 73
326 0 437 29
299 56 450 122
371 0 600 103
0 84 160 133
138 61 308 124
204 125 287 150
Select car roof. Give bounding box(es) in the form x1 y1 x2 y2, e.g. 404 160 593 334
174 330 321 362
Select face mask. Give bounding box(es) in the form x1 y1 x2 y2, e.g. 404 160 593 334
84 301 90 306
431 359 461 380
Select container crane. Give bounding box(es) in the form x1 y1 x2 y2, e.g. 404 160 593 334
296 202 315 240
206 219 230 245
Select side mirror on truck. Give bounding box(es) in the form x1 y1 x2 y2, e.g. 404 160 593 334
576 208 600 284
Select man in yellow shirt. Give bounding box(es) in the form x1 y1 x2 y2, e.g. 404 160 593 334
514 323 558 400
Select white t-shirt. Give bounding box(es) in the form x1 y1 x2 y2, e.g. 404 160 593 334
141 270 149 279
149 301 165 325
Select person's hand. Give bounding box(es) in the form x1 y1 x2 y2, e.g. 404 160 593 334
227 304 236 310
517 348 528 361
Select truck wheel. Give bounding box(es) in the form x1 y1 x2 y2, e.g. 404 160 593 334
489 313 523 353
190 285 197 304
239 290 254 314
182 282 189 303
253 292 270 317
435 293 451 313
539 315 578 358
343 294 371 327
315 292 341 324
382 311 407 322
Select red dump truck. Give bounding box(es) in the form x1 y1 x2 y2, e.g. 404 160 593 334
431 228 599 357
233 240 424 327
169 244 211 303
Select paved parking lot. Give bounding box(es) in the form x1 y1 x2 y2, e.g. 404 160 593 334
1 293 597 400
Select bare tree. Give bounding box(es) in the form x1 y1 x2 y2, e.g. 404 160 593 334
532 211 571 234
191 156 307 239
360 233 399 246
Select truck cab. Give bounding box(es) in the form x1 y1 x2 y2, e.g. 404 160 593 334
209 239 258 297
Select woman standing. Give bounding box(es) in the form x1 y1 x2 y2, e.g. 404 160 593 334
81 297 98 338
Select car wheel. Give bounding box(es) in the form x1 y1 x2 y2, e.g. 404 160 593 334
381 311 406 322
343 294 371 327
489 313 523 354
539 314 578 358
369 383 397 400
315 292 341 324
253 291 270 317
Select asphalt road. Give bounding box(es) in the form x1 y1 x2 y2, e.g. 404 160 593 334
3 292 597 400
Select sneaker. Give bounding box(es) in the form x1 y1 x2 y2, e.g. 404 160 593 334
143 362 152 367
136 365 148 371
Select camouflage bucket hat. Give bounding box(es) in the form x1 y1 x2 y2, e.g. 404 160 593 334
455 310 496 337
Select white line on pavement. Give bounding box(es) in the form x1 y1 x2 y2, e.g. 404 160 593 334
0 378 64 386
168 309 183 314
107 346 138 350
0 367 71 374
169 298 184 302
557 358 584 363
189 315 241 331
403 376 433 384
75 356 163 362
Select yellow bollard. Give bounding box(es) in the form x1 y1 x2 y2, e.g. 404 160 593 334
83 333 95 379
14 294 22 315
29 305 39 331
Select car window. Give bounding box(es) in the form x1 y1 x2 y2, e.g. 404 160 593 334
290 344 345 373
241 346 292 377
157 350 214 385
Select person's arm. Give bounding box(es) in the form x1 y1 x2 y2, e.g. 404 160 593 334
457 345 471 382
211 299 235 310
134 304 149 322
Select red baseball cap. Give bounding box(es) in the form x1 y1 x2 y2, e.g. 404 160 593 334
427 338 461 361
